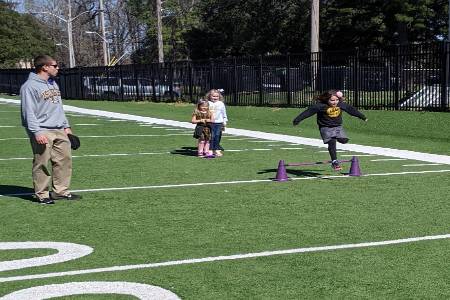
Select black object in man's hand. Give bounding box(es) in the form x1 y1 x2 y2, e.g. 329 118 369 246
67 133 80 150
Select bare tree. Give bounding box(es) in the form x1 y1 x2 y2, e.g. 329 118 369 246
24 0 97 66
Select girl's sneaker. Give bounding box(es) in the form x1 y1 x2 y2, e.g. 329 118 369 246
214 150 223 157
331 160 342 171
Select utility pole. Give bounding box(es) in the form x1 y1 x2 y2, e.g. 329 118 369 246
448 0 450 41
311 0 319 90
67 0 75 68
32 1 90 68
85 31 110 65
311 0 319 53
99 0 108 66
156 0 164 63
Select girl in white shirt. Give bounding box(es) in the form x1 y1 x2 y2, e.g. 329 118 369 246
206 89 228 157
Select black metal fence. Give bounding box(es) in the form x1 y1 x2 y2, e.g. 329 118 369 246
1 42 449 111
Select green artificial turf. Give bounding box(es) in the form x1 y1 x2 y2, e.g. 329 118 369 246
0 99 449 299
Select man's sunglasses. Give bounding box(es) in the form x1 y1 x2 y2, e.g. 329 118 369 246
48 64 59 68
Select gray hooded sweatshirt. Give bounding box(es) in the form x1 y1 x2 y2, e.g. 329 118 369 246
20 72 70 136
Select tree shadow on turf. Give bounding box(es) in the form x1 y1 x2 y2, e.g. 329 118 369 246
170 146 198 157
0 185 36 202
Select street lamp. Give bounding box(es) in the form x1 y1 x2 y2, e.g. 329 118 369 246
32 0 90 68
85 31 110 66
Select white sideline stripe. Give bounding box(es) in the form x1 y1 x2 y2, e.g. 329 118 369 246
1 169 450 198
1 98 449 165
280 147 303 150
73 124 100 126
0 233 449 283
0 125 16 128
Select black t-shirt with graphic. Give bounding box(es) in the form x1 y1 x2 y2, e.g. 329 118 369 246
293 102 367 128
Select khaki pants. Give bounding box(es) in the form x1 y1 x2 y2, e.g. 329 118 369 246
30 129 72 200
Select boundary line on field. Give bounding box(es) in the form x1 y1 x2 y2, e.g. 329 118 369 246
1 169 450 197
0 233 449 283
1 98 449 165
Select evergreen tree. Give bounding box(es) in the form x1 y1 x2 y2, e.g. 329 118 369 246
0 1 54 67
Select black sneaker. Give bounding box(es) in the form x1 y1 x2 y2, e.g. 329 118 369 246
50 193 82 201
39 198 55 205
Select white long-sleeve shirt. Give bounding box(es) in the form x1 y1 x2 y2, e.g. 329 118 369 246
208 100 228 124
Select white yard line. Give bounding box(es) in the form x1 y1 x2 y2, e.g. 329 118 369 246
370 158 408 162
1 98 449 164
1 169 450 197
0 233 449 283
0 148 317 161
77 134 191 138
341 154 378 157
73 124 100 126
318 150 347 153
0 153 170 161
402 163 444 167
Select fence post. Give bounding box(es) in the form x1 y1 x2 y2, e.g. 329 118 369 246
209 59 214 90
259 55 263 106
169 60 174 101
151 63 157 102
118 65 124 102
134 64 140 101
353 47 360 108
441 41 449 111
8 70 12 95
79 67 84 99
286 53 292 106
394 44 400 110
188 60 194 103
233 57 238 105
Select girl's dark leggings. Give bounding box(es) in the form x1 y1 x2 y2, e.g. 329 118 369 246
327 139 337 161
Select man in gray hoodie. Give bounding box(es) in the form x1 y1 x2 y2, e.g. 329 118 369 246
21 55 81 204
